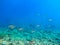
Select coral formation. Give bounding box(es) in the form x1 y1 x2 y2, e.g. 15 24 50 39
0 25 60 45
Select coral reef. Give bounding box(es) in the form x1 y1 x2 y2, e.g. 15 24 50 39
0 25 60 45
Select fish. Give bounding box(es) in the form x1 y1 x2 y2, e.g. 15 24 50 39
8 24 16 30
44 24 56 30
29 24 35 29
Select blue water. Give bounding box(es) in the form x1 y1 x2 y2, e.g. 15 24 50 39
0 0 60 32
0 0 60 45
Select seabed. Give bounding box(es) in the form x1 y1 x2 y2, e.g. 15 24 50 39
0 25 60 45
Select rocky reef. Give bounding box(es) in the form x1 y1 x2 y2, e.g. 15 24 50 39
0 25 60 45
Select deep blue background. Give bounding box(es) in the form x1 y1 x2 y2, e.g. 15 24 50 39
0 0 60 30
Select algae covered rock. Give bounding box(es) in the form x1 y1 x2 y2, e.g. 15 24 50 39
0 39 3 45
